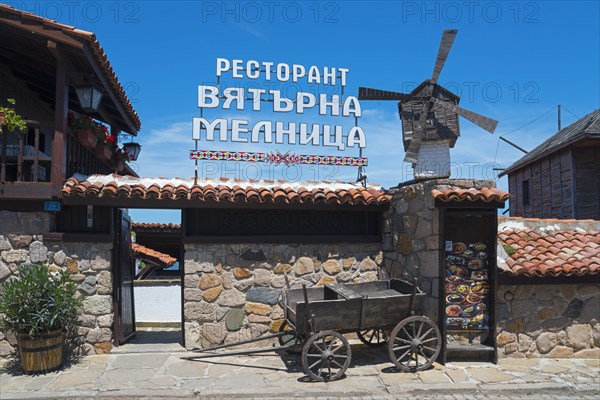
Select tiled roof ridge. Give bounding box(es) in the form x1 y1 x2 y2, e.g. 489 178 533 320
132 222 182 231
498 228 600 278
131 243 177 267
0 4 141 131
431 186 510 203
62 174 391 206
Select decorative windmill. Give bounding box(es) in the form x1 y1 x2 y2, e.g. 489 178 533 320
359 29 499 179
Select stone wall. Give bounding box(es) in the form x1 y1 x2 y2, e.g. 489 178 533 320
0 211 114 358
382 179 495 323
183 242 382 349
496 284 600 358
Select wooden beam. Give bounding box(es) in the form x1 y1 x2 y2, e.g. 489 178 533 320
82 46 138 135
0 17 85 49
0 182 56 199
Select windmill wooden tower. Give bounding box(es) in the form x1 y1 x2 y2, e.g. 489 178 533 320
359 29 499 179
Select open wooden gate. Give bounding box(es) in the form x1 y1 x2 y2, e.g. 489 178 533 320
113 209 136 345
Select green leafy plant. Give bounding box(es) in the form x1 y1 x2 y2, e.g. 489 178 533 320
0 98 28 134
0 263 82 336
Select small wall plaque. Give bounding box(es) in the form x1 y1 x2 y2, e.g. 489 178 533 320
44 201 61 212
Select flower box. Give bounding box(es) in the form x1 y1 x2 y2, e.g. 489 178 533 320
77 129 98 150
94 143 113 160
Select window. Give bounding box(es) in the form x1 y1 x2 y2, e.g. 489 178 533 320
522 180 530 206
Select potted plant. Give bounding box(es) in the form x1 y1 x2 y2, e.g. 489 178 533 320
0 98 28 134
68 113 98 149
112 146 131 172
0 263 82 373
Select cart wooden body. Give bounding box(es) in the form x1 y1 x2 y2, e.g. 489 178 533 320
284 279 425 335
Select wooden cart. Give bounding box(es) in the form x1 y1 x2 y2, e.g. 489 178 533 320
186 278 441 382
282 278 441 381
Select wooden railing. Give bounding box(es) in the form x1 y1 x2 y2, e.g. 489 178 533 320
0 120 113 184
65 133 112 178
0 120 50 183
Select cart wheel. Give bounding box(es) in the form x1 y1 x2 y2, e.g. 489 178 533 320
357 329 389 346
278 320 302 353
302 330 351 382
388 316 441 372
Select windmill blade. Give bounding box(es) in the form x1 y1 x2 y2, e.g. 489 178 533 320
431 29 458 84
358 87 407 101
431 98 498 133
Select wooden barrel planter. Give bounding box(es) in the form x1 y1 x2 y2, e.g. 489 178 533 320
16 329 63 373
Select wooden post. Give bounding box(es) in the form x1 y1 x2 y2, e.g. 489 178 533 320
51 53 68 187
1 132 7 182
33 127 40 182
17 133 23 181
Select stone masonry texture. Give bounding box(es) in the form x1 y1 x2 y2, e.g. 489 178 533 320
183 242 383 349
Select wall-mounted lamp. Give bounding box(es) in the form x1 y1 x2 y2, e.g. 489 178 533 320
75 83 104 112
123 142 142 161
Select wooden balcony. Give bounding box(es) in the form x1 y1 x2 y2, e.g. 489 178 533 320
0 120 114 200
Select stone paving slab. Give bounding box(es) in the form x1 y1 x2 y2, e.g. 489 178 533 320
1 342 598 400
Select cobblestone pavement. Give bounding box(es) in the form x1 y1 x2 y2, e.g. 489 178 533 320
1 340 598 399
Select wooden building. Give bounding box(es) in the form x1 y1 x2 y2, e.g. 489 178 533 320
0 4 140 205
500 109 600 219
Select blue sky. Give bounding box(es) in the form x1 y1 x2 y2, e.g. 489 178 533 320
9 1 599 223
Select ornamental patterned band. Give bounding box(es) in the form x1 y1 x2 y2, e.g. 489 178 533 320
190 150 368 166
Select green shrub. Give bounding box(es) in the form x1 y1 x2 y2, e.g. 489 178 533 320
0 263 82 336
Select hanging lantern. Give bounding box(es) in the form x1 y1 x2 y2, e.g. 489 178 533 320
75 83 104 112
123 142 142 161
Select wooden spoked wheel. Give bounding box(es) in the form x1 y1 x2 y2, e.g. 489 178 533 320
277 320 302 352
357 329 389 346
388 316 441 372
301 330 351 382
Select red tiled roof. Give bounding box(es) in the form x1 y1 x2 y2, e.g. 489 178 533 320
132 222 182 231
432 187 509 203
62 175 391 207
498 229 600 277
131 243 177 268
0 4 140 131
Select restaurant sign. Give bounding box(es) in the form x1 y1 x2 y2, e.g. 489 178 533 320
191 58 367 167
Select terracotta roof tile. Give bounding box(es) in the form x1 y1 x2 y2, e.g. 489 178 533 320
498 228 600 277
63 175 391 207
432 187 510 203
131 243 177 268
131 223 182 232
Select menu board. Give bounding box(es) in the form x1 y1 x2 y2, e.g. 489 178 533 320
444 241 490 331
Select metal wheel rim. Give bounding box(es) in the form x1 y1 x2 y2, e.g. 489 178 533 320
357 329 389 346
301 330 351 382
388 316 441 372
